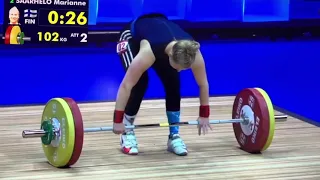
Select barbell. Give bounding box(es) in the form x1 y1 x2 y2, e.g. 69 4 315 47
1 25 31 45
21 87 287 168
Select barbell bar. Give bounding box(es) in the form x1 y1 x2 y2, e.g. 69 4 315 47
22 114 287 138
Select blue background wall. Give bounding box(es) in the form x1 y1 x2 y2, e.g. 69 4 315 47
0 39 319 125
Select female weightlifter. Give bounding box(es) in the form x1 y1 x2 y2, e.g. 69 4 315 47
112 13 211 156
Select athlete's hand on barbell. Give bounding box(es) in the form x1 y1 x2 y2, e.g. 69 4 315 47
197 117 212 135
113 123 125 134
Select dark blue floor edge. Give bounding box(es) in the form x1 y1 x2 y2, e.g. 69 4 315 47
274 106 320 128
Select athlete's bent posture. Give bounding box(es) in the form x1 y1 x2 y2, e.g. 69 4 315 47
112 13 211 156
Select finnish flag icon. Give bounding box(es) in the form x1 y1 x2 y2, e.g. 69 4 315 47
24 9 38 18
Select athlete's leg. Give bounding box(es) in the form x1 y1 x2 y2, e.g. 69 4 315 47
153 62 188 156
117 28 148 155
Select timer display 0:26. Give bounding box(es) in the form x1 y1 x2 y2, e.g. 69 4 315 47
39 9 88 26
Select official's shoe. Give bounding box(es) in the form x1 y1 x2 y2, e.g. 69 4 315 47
120 131 138 155
167 134 188 156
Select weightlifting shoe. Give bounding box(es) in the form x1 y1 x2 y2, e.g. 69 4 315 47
120 131 138 155
167 134 188 156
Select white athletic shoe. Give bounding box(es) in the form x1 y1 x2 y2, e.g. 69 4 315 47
167 134 188 156
120 131 138 155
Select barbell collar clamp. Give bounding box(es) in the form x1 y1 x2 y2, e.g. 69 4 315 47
21 114 287 138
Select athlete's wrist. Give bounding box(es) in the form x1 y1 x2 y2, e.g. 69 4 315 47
199 105 210 118
113 110 124 123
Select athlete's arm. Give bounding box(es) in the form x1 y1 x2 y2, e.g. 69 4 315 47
115 40 155 111
191 50 209 106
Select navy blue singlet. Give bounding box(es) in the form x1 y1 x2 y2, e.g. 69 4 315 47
131 14 193 60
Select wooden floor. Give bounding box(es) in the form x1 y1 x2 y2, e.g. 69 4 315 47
0 97 320 180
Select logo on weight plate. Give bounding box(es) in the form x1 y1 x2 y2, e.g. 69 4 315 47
240 105 255 136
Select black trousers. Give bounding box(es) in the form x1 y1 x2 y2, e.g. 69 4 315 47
117 25 181 116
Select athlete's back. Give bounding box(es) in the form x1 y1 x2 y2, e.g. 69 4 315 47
132 14 193 59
